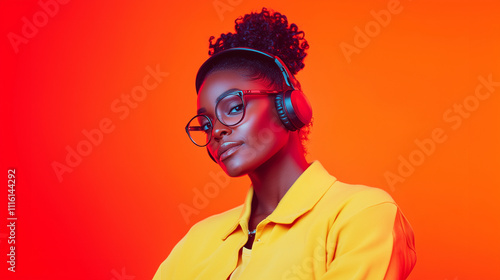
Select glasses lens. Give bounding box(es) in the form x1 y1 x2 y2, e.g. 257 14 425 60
216 93 244 126
187 115 212 146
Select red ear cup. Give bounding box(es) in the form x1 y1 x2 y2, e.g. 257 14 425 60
274 90 313 131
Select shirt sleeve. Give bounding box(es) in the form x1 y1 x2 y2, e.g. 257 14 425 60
321 202 416 279
152 234 188 280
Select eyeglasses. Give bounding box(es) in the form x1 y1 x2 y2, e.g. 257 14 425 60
185 90 281 147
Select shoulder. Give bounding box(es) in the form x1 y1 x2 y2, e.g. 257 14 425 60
192 203 243 230
303 161 395 216
159 205 243 265
153 205 244 279
318 181 417 277
310 178 402 230
333 181 394 205
321 180 396 212
184 204 243 242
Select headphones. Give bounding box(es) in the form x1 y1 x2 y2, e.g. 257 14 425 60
195 47 313 163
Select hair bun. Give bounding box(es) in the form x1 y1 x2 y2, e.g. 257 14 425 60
208 7 309 75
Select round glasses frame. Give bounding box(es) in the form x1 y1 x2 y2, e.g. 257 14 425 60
185 90 281 147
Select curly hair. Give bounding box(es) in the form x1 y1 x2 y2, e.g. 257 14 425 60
205 7 312 153
208 7 309 75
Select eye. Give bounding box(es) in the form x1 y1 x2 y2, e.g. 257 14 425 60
216 93 244 121
229 104 243 115
201 122 212 133
196 115 212 134
224 98 243 115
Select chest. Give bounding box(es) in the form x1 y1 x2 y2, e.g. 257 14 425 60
188 219 333 280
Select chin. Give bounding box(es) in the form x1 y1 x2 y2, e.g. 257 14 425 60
220 158 250 177
219 147 263 177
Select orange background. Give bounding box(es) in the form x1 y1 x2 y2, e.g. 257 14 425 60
1 0 499 279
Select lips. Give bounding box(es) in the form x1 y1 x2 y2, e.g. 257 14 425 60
216 142 243 161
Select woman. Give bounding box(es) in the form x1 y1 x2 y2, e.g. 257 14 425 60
154 7 416 279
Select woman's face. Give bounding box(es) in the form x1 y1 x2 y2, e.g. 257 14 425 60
197 69 290 177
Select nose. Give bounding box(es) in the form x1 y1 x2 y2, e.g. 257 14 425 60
212 119 231 141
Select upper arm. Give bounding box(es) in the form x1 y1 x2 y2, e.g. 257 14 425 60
152 234 188 280
322 202 416 279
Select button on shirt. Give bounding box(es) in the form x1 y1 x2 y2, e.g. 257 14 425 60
153 161 417 279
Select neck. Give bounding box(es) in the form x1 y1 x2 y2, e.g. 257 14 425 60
248 133 309 216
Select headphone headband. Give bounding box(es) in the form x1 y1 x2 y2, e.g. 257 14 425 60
195 47 299 93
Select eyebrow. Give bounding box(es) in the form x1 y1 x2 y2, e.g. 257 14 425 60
197 88 241 115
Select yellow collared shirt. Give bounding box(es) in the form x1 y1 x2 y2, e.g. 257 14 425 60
153 161 416 279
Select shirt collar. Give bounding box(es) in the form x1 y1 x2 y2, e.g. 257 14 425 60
221 161 337 240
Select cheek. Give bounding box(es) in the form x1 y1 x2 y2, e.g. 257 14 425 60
214 100 289 176
239 103 288 157
246 120 280 148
